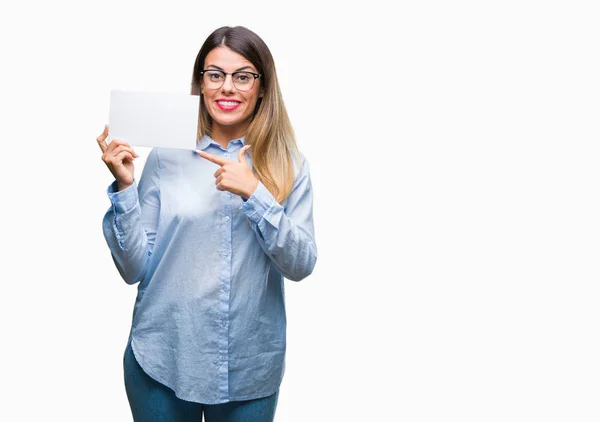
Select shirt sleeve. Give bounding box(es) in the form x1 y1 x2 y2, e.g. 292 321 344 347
240 154 318 281
101 148 161 284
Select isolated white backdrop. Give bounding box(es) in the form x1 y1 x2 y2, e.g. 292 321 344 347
1 0 599 421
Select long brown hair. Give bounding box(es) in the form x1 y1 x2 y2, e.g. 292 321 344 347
191 26 299 204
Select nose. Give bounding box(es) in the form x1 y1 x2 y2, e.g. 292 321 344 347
221 74 236 93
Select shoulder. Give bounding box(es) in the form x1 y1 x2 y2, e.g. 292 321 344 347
291 150 311 181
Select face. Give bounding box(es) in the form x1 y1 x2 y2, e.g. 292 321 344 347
201 46 263 140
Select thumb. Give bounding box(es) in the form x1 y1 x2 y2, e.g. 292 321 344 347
238 145 251 165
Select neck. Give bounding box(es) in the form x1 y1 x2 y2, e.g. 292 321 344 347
211 122 249 149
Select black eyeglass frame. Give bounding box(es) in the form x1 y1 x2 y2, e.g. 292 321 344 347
199 69 262 91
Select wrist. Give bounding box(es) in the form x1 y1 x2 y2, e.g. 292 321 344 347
244 179 259 199
117 181 133 192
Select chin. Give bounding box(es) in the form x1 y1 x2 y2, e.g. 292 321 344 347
214 111 252 124
214 117 244 127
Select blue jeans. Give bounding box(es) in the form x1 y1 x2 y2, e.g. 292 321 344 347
123 340 279 421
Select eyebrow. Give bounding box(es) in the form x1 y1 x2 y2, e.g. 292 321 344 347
206 65 257 72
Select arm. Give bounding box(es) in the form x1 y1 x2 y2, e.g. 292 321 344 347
241 155 318 281
102 149 161 284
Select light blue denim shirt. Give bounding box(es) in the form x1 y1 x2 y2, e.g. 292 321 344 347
102 135 317 404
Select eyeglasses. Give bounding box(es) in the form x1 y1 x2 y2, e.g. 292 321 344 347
199 69 261 92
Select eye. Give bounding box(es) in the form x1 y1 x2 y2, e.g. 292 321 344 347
234 73 252 83
207 71 224 81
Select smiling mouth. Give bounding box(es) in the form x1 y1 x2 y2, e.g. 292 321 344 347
216 100 241 110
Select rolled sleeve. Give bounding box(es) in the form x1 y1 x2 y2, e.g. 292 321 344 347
102 148 161 284
239 155 317 281
241 181 276 224
107 181 139 214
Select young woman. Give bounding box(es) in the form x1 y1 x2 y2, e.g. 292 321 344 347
96 26 317 422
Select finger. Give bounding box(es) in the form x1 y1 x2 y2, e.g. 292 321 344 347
107 139 140 157
196 150 229 166
113 150 135 165
96 124 109 153
111 145 138 159
238 145 251 164
107 138 130 149
214 167 224 178
215 174 223 185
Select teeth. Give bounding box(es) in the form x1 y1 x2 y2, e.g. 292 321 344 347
218 101 239 107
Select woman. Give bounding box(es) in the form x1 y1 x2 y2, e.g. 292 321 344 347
96 26 317 421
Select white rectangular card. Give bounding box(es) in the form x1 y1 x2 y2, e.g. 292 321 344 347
108 90 200 150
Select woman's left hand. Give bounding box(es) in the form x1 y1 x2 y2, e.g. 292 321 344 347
196 145 259 200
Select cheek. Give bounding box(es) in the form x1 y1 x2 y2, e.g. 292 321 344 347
249 97 261 114
246 94 260 109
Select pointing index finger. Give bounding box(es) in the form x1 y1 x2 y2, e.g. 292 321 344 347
196 150 229 166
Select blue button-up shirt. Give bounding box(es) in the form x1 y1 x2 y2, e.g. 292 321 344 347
102 135 317 404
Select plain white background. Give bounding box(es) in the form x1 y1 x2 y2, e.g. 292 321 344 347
1 0 599 420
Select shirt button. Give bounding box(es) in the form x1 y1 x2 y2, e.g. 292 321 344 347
223 153 230 158
224 216 230 221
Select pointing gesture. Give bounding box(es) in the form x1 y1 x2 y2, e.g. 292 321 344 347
196 145 258 200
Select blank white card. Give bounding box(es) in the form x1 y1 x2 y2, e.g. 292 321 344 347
108 90 200 150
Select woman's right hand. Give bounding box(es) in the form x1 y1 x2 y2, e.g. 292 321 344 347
96 124 139 191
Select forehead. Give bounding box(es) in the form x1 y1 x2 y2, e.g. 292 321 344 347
204 46 256 71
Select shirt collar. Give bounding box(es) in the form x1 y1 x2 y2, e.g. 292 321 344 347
196 134 245 151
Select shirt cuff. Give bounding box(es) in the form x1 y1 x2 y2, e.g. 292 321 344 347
241 181 276 223
107 181 138 214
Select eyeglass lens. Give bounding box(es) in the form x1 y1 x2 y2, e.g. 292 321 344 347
203 71 256 91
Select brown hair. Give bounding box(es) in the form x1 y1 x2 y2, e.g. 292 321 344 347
191 26 299 203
